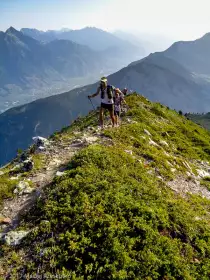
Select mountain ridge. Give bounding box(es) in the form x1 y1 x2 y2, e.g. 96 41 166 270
1 30 210 166
1 94 210 278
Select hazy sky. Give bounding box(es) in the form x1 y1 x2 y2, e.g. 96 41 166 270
1 0 210 41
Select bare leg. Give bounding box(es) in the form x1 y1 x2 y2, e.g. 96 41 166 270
109 109 115 127
100 107 104 128
118 113 121 126
115 114 118 126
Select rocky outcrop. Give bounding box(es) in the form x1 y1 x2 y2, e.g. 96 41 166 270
14 181 35 196
3 230 29 246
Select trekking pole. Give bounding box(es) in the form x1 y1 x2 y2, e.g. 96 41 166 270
88 97 96 110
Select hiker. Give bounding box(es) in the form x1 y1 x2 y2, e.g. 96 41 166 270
122 88 128 96
88 77 121 129
114 89 126 126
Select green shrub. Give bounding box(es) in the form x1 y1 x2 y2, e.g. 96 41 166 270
4 94 210 279
201 177 210 191
32 154 45 171
0 176 18 206
8 145 210 279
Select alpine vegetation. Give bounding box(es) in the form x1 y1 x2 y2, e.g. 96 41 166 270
1 94 210 279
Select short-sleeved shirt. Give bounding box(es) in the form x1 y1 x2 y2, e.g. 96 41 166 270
114 96 124 112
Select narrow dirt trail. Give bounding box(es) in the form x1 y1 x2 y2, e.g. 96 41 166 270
1 120 210 237
0 131 100 234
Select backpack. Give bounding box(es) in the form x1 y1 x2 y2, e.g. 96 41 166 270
100 84 114 100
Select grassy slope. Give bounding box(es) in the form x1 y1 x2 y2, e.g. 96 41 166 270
2 94 210 279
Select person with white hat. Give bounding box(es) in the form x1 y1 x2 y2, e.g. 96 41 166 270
88 77 122 129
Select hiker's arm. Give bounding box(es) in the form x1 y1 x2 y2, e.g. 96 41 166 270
122 98 127 105
116 89 124 101
122 95 127 104
120 96 126 105
115 88 127 104
88 87 100 98
116 88 124 96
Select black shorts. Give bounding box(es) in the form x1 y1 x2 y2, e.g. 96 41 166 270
101 103 114 112
114 110 120 116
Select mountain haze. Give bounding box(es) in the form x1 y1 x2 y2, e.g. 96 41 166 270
113 30 174 54
164 33 210 76
21 27 145 71
1 32 210 165
0 27 144 112
0 85 95 166
21 27 145 53
1 27 104 84
108 54 210 112
0 27 105 112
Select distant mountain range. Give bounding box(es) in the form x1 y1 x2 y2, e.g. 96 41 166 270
21 27 144 53
0 27 144 112
1 32 210 166
0 27 103 85
21 27 144 71
113 30 174 55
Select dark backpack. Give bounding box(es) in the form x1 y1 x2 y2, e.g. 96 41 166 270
100 84 114 100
